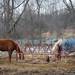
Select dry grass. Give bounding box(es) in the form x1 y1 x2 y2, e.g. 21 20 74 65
0 54 75 70
0 54 75 75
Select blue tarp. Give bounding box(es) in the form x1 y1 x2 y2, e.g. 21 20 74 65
62 38 75 52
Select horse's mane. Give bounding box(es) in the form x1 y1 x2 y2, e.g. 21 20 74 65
51 39 63 54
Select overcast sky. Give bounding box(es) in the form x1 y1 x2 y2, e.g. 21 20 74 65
0 0 75 14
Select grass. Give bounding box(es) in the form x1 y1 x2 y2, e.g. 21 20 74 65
0 54 75 75
0 54 75 71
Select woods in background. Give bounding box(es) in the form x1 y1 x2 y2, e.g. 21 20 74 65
0 0 75 39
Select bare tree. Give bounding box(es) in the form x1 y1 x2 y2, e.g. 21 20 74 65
35 0 44 44
63 0 75 13
2 0 30 38
3 0 10 37
63 0 75 28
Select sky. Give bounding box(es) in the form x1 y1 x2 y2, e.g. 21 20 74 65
15 0 75 14
1 0 74 14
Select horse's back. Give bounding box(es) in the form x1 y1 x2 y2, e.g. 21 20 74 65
0 39 15 45
0 39 16 51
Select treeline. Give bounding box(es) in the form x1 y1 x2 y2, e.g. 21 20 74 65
0 0 75 39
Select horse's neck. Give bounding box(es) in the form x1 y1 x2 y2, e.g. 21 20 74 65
16 44 21 53
51 39 63 54
51 43 59 53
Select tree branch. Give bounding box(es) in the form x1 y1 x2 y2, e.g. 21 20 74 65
63 0 71 13
69 0 74 10
13 0 26 9
7 0 30 33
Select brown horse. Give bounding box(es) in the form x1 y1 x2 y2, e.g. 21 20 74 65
0 39 24 63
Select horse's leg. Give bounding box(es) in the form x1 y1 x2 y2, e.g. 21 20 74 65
16 52 18 61
22 53 24 60
8 51 13 63
56 53 61 61
24 46 27 53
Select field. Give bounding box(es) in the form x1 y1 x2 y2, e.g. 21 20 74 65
0 54 75 75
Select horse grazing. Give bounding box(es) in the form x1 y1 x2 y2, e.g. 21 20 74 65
0 39 24 63
51 39 63 61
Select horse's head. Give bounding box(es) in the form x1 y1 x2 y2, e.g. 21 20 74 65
16 51 24 60
15 43 24 60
